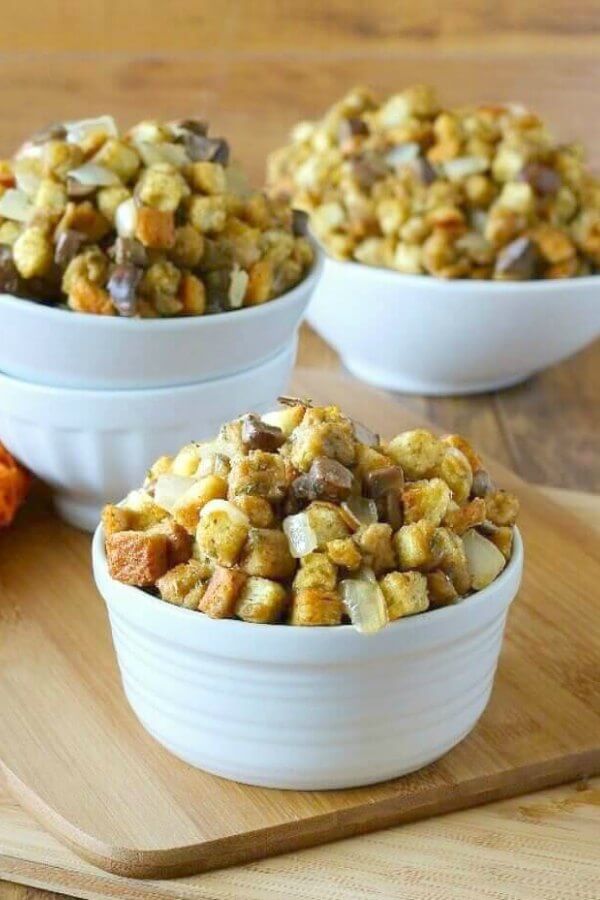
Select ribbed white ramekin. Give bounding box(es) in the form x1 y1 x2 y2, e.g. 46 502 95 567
0 338 296 531
93 526 523 790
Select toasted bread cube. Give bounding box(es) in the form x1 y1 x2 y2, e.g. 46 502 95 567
443 498 486 535
402 478 451 526
326 537 363 571
262 405 306 437
61 246 109 292
229 450 289 502
182 581 207 610
156 559 206 605
435 526 471 594
484 524 514 560
146 518 193 567
235 577 288 624
244 259 274 305
306 501 351 549
190 161 227 195
57 201 111 241
147 455 173 479
216 418 246 458
12 226 53 278
485 490 520 526
354 444 394 479
354 523 396 575
34 178 67 218
42 139 83 179
68 278 114 315
136 207 176 249
287 407 356 472
240 528 296 580
289 588 343 626
394 520 436 570
93 138 140 181
379 571 429 620
387 429 443 480
190 547 217 577
292 552 338 592
106 530 168 586
179 273 206 316
195 509 249 567
123 489 168 530
441 434 483 474
434 447 473 505
101 504 130 537
172 443 202 476
137 164 188 212
170 224 205 268
188 195 227 232
97 185 131 223
232 494 274 528
199 565 247 618
426 570 458 608
172 475 228 532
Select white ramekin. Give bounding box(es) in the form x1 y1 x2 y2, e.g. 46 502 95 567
307 255 600 395
0 338 296 531
0 247 322 390
93 525 523 790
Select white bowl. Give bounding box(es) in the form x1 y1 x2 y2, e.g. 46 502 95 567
307 255 600 395
0 338 296 531
0 247 321 390
93 525 523 790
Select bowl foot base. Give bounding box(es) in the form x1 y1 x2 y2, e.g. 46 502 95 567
342 357 532 396
54 495 100 532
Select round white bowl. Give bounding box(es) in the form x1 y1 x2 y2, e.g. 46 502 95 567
93 525 523 790
307 255 600 395
0 247 321 390
0 338 296 531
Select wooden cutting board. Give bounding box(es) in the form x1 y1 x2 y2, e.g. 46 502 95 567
0 369 599 881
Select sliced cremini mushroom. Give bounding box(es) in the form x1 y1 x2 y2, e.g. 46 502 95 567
519 162 561 196
494 236 540 280
306 456 353 502
106 263 142 317
471 469 495 498
54 229 86 267
241 415 286 452
111 236 148 267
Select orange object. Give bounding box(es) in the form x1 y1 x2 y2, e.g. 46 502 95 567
0 443 30 527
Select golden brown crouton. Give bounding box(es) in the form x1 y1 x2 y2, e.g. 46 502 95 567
402 478 451 526
261 405 306 437
228 450 289 502
379 571 429 620
394 520 437 570
232 494 275 528
106 530 168 586
287 406 356 472
289 588 343 626
101 504 130 537
195 509 249 567
235 577 288 624
240 528 296 580
156 559 206 605
484 490 520 526
292 552 338 592
326 537 363 571
482 524 514 560
172 475 228 532
57 201 111 242
182 582 207 610
387 429 443 480
199 565 247 618
306 501 351 549
123 489 168 530
171 443 202 476
135 206 176 249
434 447 473 505
68 278 115 315
245 258 274 305
147 455 173 479
441 434 483 474
443 497 486 535
354 523 396 575
426 570 458 608
179 273 206 315
435 527 472 594
146 518 193 567
354 444 395 480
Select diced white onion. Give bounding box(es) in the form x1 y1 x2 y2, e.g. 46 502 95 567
14 169 41 198
385 142 420 167
340 579 388 634
228 265 249 309
64 115 118 143
352 419 379 447
115 198 138 238
154 474 196 512
15 142 44 160
67 163 120 187
443 156 489 182
200 499 249 526
283 512 318 558
462 529 506 590
0 188 32 222
340 496 378 530
135 140 190 169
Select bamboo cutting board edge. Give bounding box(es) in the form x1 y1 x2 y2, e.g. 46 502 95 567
0 369 599 880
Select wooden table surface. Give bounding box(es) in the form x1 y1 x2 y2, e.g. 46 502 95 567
1 3 599 896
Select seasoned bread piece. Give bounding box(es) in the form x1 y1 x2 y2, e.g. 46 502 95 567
235 577 288 624
394 520 437 571
147 518 193 567
354 523 396 575
228 450 289 502
379 571 429 620
484 490 520 526
106 530 168 586
326 537 363 571
387 429 443 480
156 559 206 605
305 501 350 549
101 504 130 537
293 552 338 592
289 588 343 626
172 475 228 532
199 565 247 618
402 478 451 526
195 508 249 567
240 528 296 580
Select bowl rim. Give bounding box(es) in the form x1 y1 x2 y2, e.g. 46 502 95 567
317 241 600 293
0 237 323 327
92 520 523 638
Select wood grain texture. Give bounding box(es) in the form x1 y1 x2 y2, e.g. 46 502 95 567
0 370 598 882
0 482 598 900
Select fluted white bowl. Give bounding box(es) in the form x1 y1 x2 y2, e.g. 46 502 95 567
307 255 600 395
93 525 523 790
0 339 296 531
0 245 321 389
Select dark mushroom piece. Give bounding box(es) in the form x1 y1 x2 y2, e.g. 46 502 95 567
494 236 540 280
519 162 561 196
106 264 142 317
54 229 86 267
471 469 495 498
242 415 286 452
306 457 353 502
